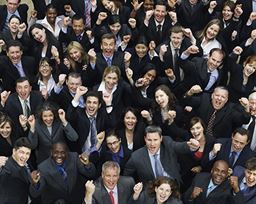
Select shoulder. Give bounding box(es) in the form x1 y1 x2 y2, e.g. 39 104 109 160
18 4 28 11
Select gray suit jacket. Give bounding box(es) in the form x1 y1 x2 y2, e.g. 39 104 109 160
123 136 191 184
28 120 78 164
30 152 96 204
91 176 135 204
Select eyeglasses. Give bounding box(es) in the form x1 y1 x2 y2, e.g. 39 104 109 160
107 140 120 146
40 64 50 68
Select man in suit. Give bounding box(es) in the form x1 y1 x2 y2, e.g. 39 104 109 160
67 89 109 153
123 125 200 185
90 33 126 83
202 128 255 170
59 14 94 52
0 0 28 31
0 40 36 93
184 86 250 139
1 76 43 129
183 160 236 204
230 157 256 204
49 72 85 111
243 92 256 152
180 46 225 94
30 142 96 204
84 161 135 204
140 0 176 46
0 137 32 204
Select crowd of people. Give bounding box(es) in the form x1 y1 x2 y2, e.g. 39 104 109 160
0 0 256 203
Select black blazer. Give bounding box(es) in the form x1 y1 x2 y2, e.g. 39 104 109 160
183 172 236 204
0 157 30 204
0 56 37 93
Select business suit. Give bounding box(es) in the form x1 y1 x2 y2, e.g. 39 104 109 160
94 51 125 83
3 91 44 137
28 120 79 164
183 172 236 204
140 15 174 46
0 56 37 93
184 93 251 139
30 152 96 204
0 4 28 31
123 136 191 184
66 104 110 153
48 86 74 111
201 138 255 170
0 157 31 204
90 176 135 204
232 165 256 204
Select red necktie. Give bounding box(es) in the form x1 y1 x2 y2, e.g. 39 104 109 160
109 191 115 204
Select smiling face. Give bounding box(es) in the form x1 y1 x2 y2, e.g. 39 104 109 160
31 27 46 44
8 17 20 33
106 135 121 153
66 76 82 94
211 88 228 110
155 89 169 109
39 61 52 78
205 24 220 40
0 121 12 139
104 72 118 90
72 19 85 36
12 146 31 167
46 8 57 25
42 110 54 127
124 111 137 131
102 166 120 190
211 161 229 185
154 5 166 23
51 143 67 165
245 169 256 187
143 69 156 87
16 80 32 100
102 0 116 12
243 62 256 77
155 183 172 203
101 38 115 57
69 47 82 62
145 132 162 155
135 43 148 58
249 98 256 115
190 122 204 141
85 96 100 117
109 22 121 35
170 32 184 49
7 45 22 65
207 51 224 71
231 132 249 152
222 5 233 21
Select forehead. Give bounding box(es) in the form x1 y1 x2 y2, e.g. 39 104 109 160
16 80 30 87
232 132 248 142
210 51 223 60
15 146 31 153
52 144 66 152
42 110 54 116
155 5 166 11
105 72 118 77
213 162 228 171
213 88 228 96
145 132 161 139
86 96 99 103
208 24 220 30
7 0 19 4
47 8 57 13
67 76 81 83
72 19 84 25
106 135 118 141
8 46 21 52
102 38 115 44
103 167 119 175
171 32 184 38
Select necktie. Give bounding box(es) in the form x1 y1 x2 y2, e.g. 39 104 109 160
229 151 237 167
58 166 68 182
154 154 163 177
109 191 115 204
89 117 97 148
206 183 216 197
76 34 82 41
84 0 91 28
24 99 31 117
15 63 26 77
173 48 182 81
206 110 217 137
157 24 162 39
248 116 256 141
106 57 112 66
